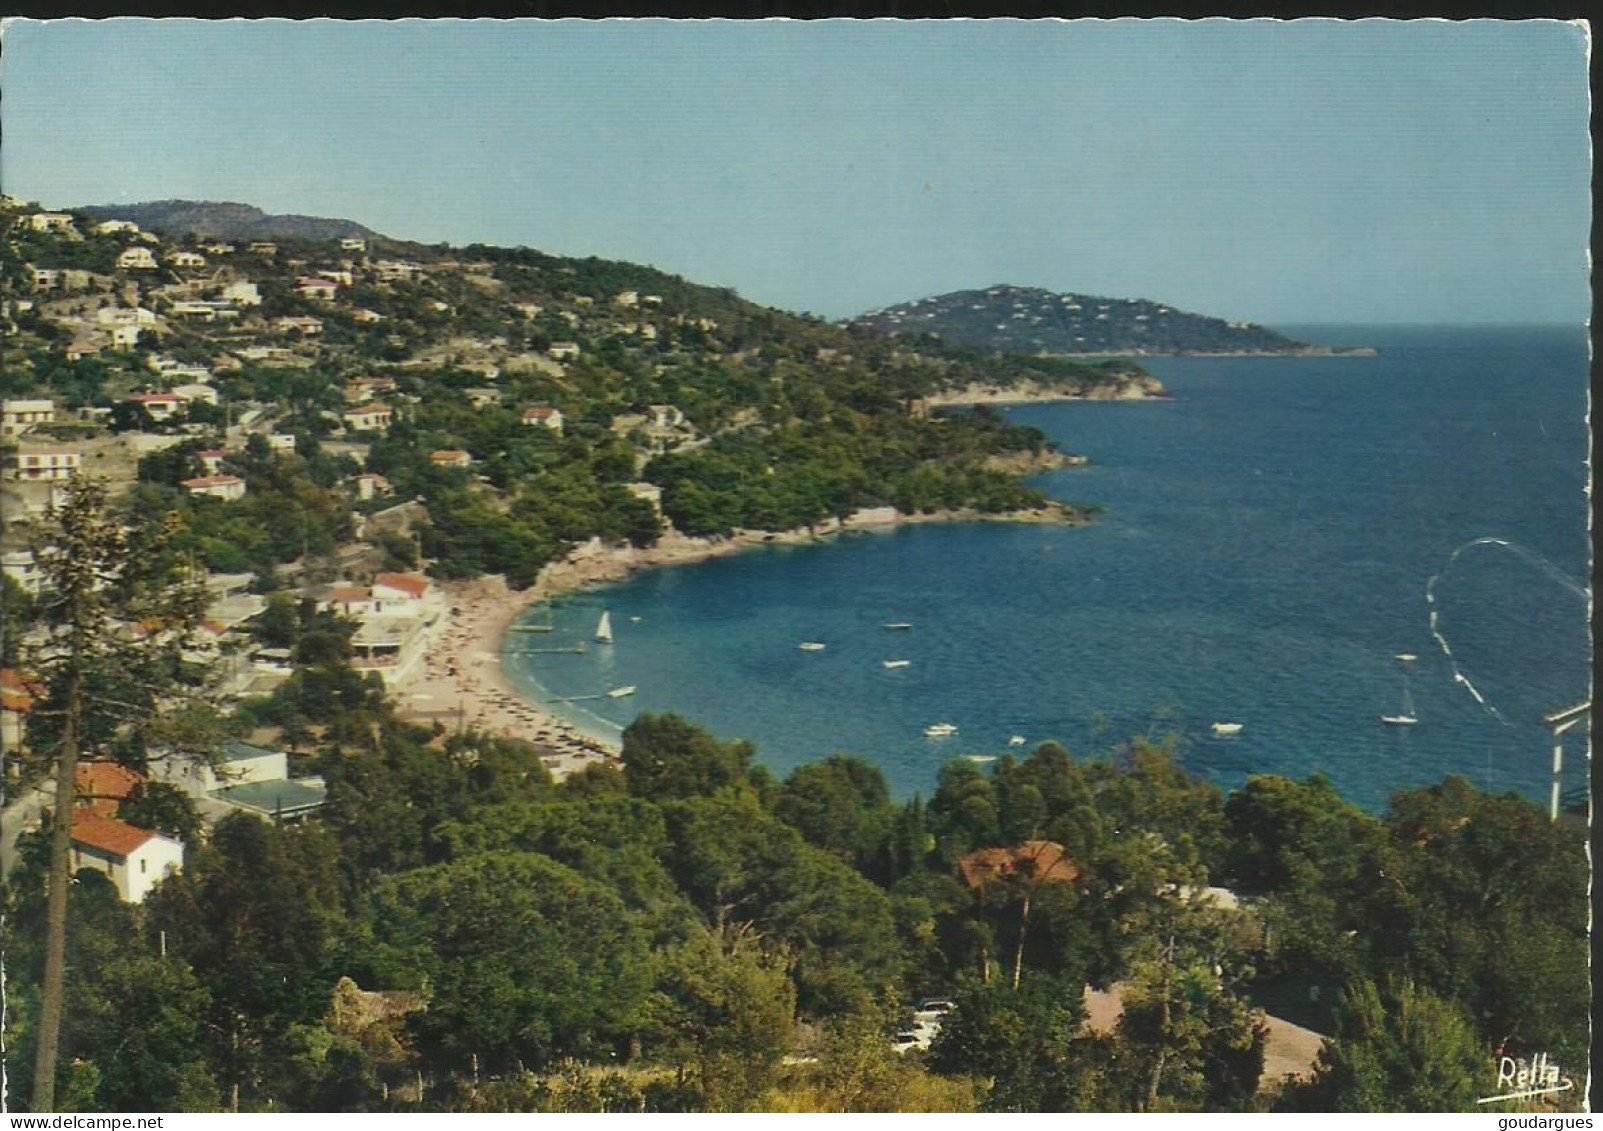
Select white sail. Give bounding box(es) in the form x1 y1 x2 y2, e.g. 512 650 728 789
596 611 613 643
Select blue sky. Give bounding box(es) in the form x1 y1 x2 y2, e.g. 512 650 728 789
0 18 1590 325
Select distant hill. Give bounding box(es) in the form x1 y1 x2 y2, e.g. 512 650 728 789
79 200 380 243
848 285 1320 356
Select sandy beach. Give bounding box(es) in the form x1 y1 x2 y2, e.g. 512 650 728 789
392 507 1081 778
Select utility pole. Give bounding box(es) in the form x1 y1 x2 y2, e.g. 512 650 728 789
1542 701 1589 821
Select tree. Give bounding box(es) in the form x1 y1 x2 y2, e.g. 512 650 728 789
926 972 1092 1111
621 713 754 800
1282 978 1489 1112
119 780 203 848
22 477 207 1112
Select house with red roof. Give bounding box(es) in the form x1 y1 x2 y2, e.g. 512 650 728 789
342 405 394 433
71 811 183 903
430 449 471 469
2 668 38 759
296 276 340 300
181 474 246 501
372 572 430 606
74 761 146 816
127 393 182 422
522 406 564 433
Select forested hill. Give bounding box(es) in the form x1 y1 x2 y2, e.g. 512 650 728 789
849 285 1316 356
79 200 381 243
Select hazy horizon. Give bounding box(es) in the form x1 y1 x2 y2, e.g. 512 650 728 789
1 18 1590 325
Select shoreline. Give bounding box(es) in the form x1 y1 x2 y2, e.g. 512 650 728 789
393 504 1088 777
923 375 1171 407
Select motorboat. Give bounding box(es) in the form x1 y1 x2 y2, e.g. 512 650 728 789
883 659 911 669
799 641 826 651
1211 722 1244 737
607 686 637 699
923 722 958 737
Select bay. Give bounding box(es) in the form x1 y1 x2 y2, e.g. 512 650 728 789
505 325 1591 812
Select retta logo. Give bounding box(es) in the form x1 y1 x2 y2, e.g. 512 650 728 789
1475 1052 1575 1104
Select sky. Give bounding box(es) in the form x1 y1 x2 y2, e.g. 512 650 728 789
0 18 1591 325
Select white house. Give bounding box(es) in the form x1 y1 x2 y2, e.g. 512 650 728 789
522 406 564 432
181 474 246 501
151 740 288 797
116 246 158 271
30 267 60 291
342 405 394 432
371 572 431 608
26 212 75 233
110 325 142 349
172 383 220 406
97 306 158 326
95 219 140 235
222 281 262 306
70 812 184 904
430 449 472 469
352 472 392 500
373 259 423 282
127 393 182 422
168 251 207 269
1 549 44 595
296 277 340 301
275 316 324 336
340 237 367 252
547 342 581 361
247 241 278 256
197 448 230 475
1 398 56 437
10 447 82 482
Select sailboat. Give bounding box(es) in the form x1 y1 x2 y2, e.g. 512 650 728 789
595 611 614 644
1381 685 1418 726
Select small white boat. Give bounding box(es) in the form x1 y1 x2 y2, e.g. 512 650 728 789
1211 722 1244 737
883 659 911 669
1381 685 1418 726
799 642 826 652
607 686 637 699
923 722 958 737
1008 735 1027 747
1395 653 1418 662
965 755 997 763
595 611 614 644
629 616 644 624
884 622 913 630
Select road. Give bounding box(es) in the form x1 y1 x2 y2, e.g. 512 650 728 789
1 777 53 881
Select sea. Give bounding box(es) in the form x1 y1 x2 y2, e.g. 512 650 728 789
504 325 1592 813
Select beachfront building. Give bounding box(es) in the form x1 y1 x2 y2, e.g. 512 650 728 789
1 398 56 437
151 739 287 797
181 474 246 501
70 812 183 904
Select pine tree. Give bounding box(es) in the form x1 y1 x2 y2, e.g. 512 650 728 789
22 477 208 1111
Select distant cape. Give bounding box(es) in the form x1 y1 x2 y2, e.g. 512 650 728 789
78 200 380 243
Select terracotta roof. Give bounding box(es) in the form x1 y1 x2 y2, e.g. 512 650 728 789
74 762 145 806
327 587 370 604
374 573 428 598
958 840 1080 891
72 811 156 858
129 394 181 404
523 407 558 419
2 669 40 713
297 277 338 288
197 448 229 459
181 475 243 489
430 449 470 463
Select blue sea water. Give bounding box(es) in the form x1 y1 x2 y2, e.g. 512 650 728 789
505 326 1592 812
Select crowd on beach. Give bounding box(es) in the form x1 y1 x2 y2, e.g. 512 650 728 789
399 576 623 779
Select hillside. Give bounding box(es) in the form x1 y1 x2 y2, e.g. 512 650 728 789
849 285 1330 356
79 200 380 243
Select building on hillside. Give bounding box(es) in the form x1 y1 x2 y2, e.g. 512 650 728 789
127 393 182 422
181 474 246 501
222 280 261 306
172 384 219 406
1 399 56 437
201 241 235 255
1 668 39 756
1 549 44 595
464 387 502 408
626 481 663 516
151 740 288 797
30 267 61 291
371 572 431 608
522 406 564 432
373 259 423 282
352 472 391 500
110 325 142 349
352 308 385 324
547 342 580 361
170 299 237 322
74 762 146 816
116 246 158 271
97 306 158 326
316 268 354 287
316 584 377 619
342 405 394 432
212 778 328 822
247 241 278 256
70 812 183 903
430 449 471 469
340 237 367 252
196 449 230 475
168 251 207 269
10 446 82 482
296 276 340 300
275 316 324 336
95 219 140 235
26 212 76 233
